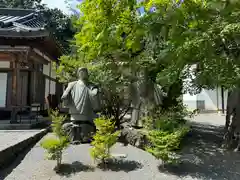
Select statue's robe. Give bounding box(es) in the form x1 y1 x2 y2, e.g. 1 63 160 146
62 80 100 120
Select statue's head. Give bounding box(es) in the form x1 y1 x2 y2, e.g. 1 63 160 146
77 67 89 81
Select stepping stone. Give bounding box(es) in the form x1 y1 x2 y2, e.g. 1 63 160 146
111 153 127 159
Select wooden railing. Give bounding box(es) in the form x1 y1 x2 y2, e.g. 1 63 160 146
10 103 41 124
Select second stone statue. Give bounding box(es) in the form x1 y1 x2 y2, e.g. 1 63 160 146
61 67 101 144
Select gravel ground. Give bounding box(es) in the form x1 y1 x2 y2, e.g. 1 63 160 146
189 113 226 126
2 114 240 180
0 130 42 151
1 136 179 180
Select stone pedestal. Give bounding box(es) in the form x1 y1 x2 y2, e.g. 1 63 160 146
62 121 96 144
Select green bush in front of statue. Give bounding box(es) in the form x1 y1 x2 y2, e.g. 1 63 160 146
40 110 70 170
142 104 191 165
39 107 190 170
90 116 120 166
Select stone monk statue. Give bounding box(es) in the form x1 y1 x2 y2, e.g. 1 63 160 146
129 72 167 128
61 67 101 144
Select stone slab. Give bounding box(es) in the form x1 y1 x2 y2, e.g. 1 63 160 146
0 130 43 151
0 128 49 169
0 118 50 130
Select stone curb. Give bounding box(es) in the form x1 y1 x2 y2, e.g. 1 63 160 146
0 127 50 169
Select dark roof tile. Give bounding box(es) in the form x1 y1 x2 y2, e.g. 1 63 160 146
0 8 45 31
0 8 63 56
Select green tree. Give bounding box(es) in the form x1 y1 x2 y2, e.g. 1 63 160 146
57 0 240 128
140 0 240 148
57 0 146 128
42 7 76 52
142 0 240 90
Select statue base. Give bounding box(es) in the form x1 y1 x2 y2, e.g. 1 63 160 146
62 121 96 144
119 122 147 149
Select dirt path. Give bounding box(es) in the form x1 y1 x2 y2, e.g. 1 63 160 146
162 113 240 180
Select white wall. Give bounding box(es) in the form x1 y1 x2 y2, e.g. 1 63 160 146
0 61 10 68
43 63 50 76
182 64 228 111
50 62 56 79
0 73 7 107
183 93 197 110
183 87 228 111
197 88 228 110
50 80 56 94
45 78 50 97
197 89 218 110
44 62 57 97
50 62 56 95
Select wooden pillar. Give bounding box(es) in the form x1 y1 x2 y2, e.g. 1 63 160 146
216 86 219 112
27 70 33 105
10 54 20 123
221 86 225 114
27 62 35 105
49 62 51 94
11 54 19 106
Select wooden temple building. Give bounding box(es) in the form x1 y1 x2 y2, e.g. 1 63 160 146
0 8 63 120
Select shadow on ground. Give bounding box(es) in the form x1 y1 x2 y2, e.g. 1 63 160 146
55 159 142 176
0 142 36 179
99 159 143 172
55 161 94 177
159 122 240 180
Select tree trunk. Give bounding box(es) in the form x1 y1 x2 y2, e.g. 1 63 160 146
223 88 240 151
162 79 183 110
57 151 62 167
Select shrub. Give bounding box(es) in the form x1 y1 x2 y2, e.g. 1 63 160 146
41 137 69 166
40 110 70 168
142 100 193 130
145 125 190 164
49 110 67 137
90 116 120 165
143 104 190 164
142 115 154 130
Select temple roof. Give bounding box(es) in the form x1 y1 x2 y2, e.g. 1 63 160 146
0 8 48 37
0 8 65 58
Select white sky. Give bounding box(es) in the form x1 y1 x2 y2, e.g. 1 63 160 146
42 0 73 14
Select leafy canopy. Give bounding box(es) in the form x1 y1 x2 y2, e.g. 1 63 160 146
58 0 240 110
141 0 240 91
